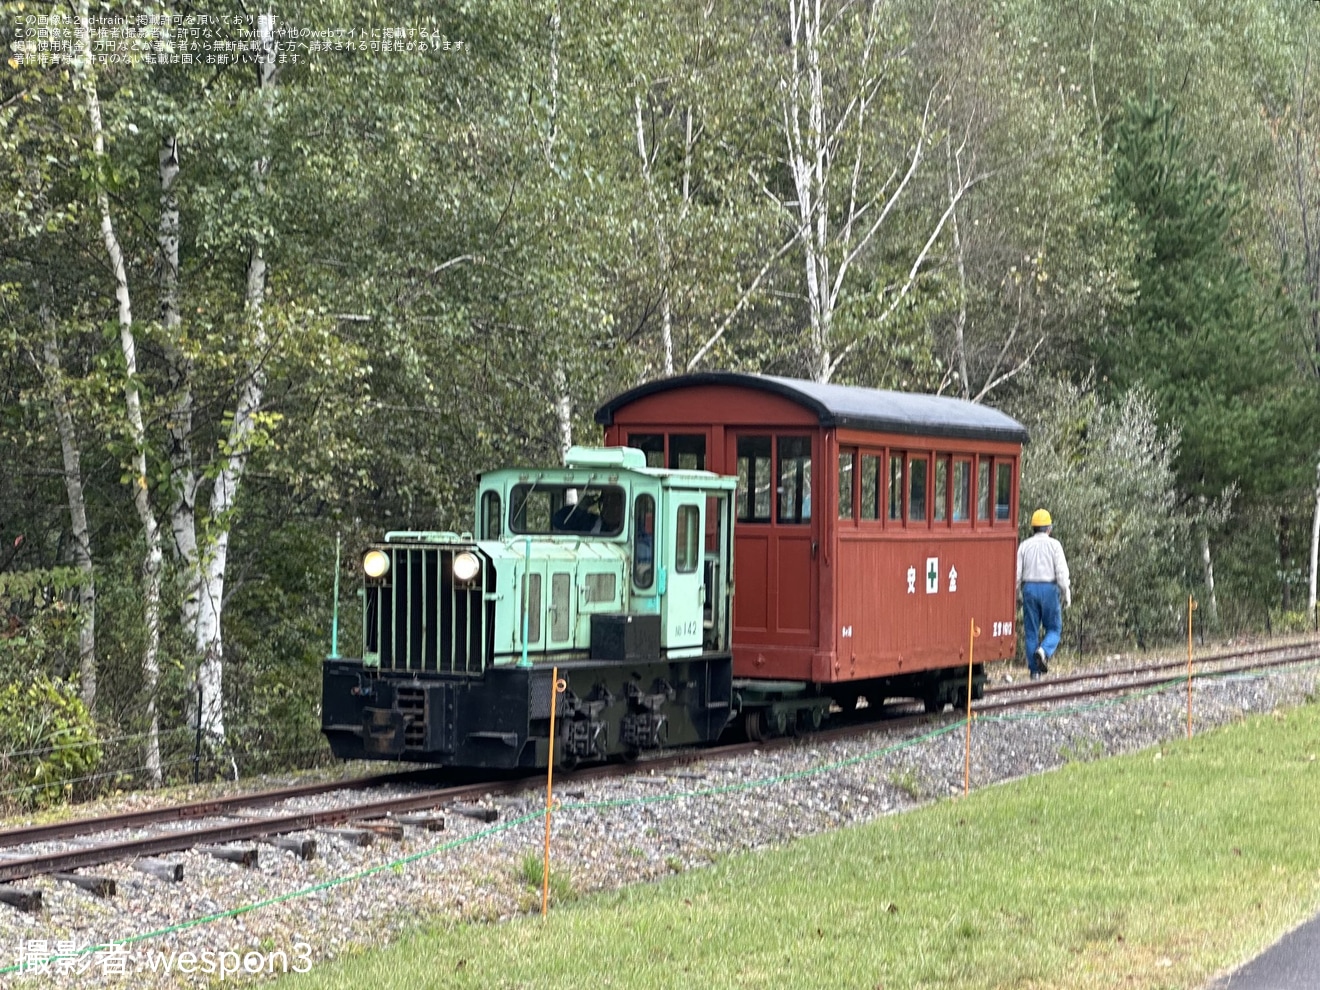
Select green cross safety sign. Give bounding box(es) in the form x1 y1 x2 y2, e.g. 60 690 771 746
925 557 939 594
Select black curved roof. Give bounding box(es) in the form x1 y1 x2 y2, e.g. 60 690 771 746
595 373 1029 444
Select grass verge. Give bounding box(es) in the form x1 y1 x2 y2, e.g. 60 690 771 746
280 702 1320 990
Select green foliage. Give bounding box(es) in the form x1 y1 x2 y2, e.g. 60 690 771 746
1015 377 1190 647
1102 92 1304 504
0 677 102 809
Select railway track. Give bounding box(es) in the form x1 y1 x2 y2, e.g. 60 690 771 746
0 637 1315 903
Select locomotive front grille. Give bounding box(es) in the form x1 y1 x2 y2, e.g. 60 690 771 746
364 546 493 675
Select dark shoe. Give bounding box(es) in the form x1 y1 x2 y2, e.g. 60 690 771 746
1034 647 1048 675
1030 671 1041 681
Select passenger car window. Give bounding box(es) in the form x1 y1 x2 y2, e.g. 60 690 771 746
996 462 1013 522
861 454 880 521
628 434 665 468
888 454 904 522
908 457 928 523
977 460 991 521
778 436 812 524
934 457 948 522
669 434 706 470
953 460 971 521
736 436 772 523
838 449 855 520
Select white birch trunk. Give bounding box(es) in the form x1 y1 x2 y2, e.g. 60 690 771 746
1308 454 1319 613
75 2 162 783
553 366 573 463
38 331 97 710
1200 529 1219 626
159 133 201 643
193 18 278 746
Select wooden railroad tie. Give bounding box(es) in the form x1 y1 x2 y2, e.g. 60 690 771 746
54 872 116 899
202 845 260 868
0 886 42 913
451 803 500 823
353 820 404 841
393 813 445 832
323 828 374 847
263 835 317 860
133 858 185 882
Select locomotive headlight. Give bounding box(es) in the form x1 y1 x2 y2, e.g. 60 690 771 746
362 549 391 579
452 551 481 583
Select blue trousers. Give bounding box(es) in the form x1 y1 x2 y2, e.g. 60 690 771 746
1022 582 1062 673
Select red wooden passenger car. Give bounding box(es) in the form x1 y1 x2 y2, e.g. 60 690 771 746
597 373 1029 707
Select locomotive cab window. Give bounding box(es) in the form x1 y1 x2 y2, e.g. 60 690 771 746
675 504 700 573
634 493 656 589
511 483 626 537
481 490 502 539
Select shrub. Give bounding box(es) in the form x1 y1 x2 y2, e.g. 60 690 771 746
0 677 102 809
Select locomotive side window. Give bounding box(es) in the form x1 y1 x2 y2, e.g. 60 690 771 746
522 573 542 643
676 504 700 573
953 459 972 521
736 436 773 523
996 461 1013 521
977 459 991 521
778 436 812 524
908 456 928 523
634 493 655 589
481 490 503 539
861 454 880 520
629 434 665 468
888 454 904 522
670 434 706 470
934 456 949 522
838 449 855 520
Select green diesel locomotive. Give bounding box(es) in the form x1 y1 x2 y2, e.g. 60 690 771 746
321 446 740 769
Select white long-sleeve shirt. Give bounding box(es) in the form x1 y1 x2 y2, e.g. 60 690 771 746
1016 531 1071 607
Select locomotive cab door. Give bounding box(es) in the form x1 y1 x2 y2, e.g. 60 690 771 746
661 490 705 658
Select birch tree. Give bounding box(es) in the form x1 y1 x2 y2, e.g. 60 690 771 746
72 1 163 783
774 0 975 383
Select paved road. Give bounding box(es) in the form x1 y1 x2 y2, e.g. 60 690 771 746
1206 912 1320 989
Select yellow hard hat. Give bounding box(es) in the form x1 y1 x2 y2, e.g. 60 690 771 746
1031 508 1052 527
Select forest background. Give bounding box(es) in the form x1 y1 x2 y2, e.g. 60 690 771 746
1 0 1318 800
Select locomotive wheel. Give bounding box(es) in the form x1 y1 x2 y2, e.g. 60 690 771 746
771 709 791 737
744 710 766 742
922 691 945 714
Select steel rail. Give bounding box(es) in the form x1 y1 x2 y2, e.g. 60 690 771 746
0 768 440 850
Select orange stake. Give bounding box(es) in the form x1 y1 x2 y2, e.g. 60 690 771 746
964 619 977 797
1186 596 1196 740
542 667 565 916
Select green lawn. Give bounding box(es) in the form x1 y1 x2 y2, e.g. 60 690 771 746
281 702 1320 990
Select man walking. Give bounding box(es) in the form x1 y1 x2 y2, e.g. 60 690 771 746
1017 508 1071 679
